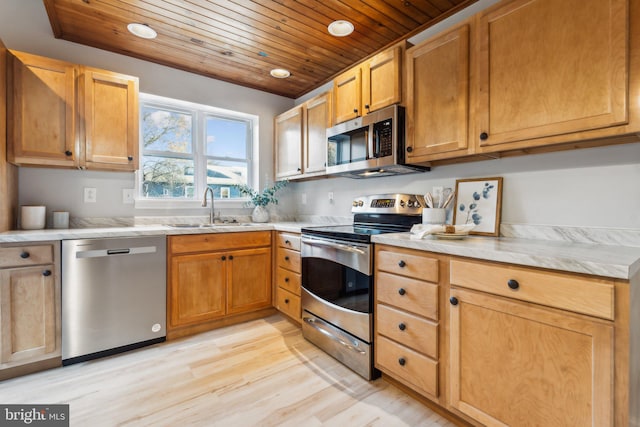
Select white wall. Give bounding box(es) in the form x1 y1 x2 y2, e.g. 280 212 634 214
0 0 294 218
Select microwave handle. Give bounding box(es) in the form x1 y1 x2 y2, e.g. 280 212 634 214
367 128 375 160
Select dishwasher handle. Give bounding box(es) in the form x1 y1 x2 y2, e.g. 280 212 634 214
75 246 157 259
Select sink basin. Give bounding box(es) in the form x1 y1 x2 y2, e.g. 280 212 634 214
165 223 255 228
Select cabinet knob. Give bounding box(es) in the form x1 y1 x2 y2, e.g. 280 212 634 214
353 108 358 114
398 322 406 331
398 260 406 268
450 296 459 306
229 255 234 260
364 104 370 110
20 251 30 259
64 150 72 156
507 279 520 290
285 256 289 261
221 256 227 261
285 240 290 245
479 132 489 141
398 357 406 366
284 277 289 282
284 298 289 304
297 167 301 172
127 156 133 161
406 146 413 153
398 288 406 296
42 270 52 277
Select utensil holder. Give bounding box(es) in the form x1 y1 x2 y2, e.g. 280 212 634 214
422 208 446 225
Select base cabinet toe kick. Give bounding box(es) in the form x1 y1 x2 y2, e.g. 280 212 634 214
374 244 638 427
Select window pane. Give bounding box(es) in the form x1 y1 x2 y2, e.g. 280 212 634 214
206 116 247 158
206 159 247 198
142 156 195 198
142 107 193 153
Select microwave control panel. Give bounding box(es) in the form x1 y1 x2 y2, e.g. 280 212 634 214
374 119 393 157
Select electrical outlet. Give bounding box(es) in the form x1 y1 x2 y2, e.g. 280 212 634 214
84 187 97 203
122 188 134 204
301 193 307 205
328 191 334 203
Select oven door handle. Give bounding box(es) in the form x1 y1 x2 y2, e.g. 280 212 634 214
301 237 366 255
303 316 366 355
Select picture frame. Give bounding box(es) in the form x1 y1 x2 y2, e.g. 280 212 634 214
453 177 503 236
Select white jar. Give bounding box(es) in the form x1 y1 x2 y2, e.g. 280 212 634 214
53 211 70 229
422 208 446 225
21 205 46 230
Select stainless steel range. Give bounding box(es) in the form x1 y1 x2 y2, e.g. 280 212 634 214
300 193 425 379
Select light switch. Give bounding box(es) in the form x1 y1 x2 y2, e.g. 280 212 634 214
122 189 134 204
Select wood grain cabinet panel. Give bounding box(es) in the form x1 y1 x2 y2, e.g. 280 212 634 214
475 0 629 150
274 232 302 323
7 50 139 171
0 243 61 380
449 287 613 427
406 23 471 162
275 106 303 179
167 232 273 338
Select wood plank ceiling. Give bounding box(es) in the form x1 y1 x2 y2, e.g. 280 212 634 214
43 0 478 98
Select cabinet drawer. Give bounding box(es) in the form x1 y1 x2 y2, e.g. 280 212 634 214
0 245 53 268
377 304 438 358
169 231 271 254
277 287 301 321
377 249 438 282
376 272 438 320
276 247 301 273
276 233 301 251
276 266 301 296
450 259 615 320
376 335 438 397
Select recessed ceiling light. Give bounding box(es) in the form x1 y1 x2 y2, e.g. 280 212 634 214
127 23 157 39
270 68 291 79
328 20 354 37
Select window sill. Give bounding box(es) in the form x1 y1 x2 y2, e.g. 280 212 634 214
134 198 251 210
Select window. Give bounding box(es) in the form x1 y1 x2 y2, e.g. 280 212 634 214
138 94 256 206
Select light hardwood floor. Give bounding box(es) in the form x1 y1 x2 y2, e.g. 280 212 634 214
0 315 457 426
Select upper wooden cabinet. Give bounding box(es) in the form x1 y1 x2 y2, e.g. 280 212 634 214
475 0 632 151
275 91 330 180
333 44 403 124
7 50 139 171
406 23 471 163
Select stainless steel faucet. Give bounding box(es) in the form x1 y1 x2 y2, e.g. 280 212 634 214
202 187 215 224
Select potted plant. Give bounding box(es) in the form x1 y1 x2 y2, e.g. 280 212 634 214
234 180 288 222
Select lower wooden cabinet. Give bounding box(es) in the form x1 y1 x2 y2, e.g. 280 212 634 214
167 232 273 338
0 243 61 380
274 232 301 322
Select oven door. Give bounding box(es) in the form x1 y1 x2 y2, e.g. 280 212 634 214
300 235 372 342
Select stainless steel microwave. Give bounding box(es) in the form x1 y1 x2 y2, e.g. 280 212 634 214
326 105 429 178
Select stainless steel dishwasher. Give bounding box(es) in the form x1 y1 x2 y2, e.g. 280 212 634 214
61 236 166 365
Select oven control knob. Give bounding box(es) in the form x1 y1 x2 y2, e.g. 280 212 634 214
407 200 414 208
399 199 405 208
358 200 364 207
352 201 358 207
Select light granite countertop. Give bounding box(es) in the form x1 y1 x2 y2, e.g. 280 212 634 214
372 233 640 280
2 222 639 280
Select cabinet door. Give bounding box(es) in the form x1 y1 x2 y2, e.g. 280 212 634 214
303 92 330 175
406 24 470 162
365 46 402 114
333 66 362 124
275 106 303 179
0 266 57 364
8 51 77 167
82 68 139 171
169 253 226 328
449 288 613 427
226 247 271 315
476 0 628 149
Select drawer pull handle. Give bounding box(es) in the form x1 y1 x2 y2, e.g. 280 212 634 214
398 357 406 366
285 256 290 261
398 323 406 331
398 260 406 268
284 277 289 282
42 270 52 277
507 279 520 290
398 288 406 296
20 251 30 259
285 240 290 245
450 296 459 306
284 299 289 304
221 256 226 261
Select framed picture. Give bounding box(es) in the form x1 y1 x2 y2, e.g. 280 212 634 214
453 177 503 236
220 187 231 199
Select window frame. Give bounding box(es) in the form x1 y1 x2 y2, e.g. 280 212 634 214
135 93 258 209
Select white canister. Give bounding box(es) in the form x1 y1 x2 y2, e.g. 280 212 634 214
52 211 70 229
21 205 46 230
422 208 446 225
